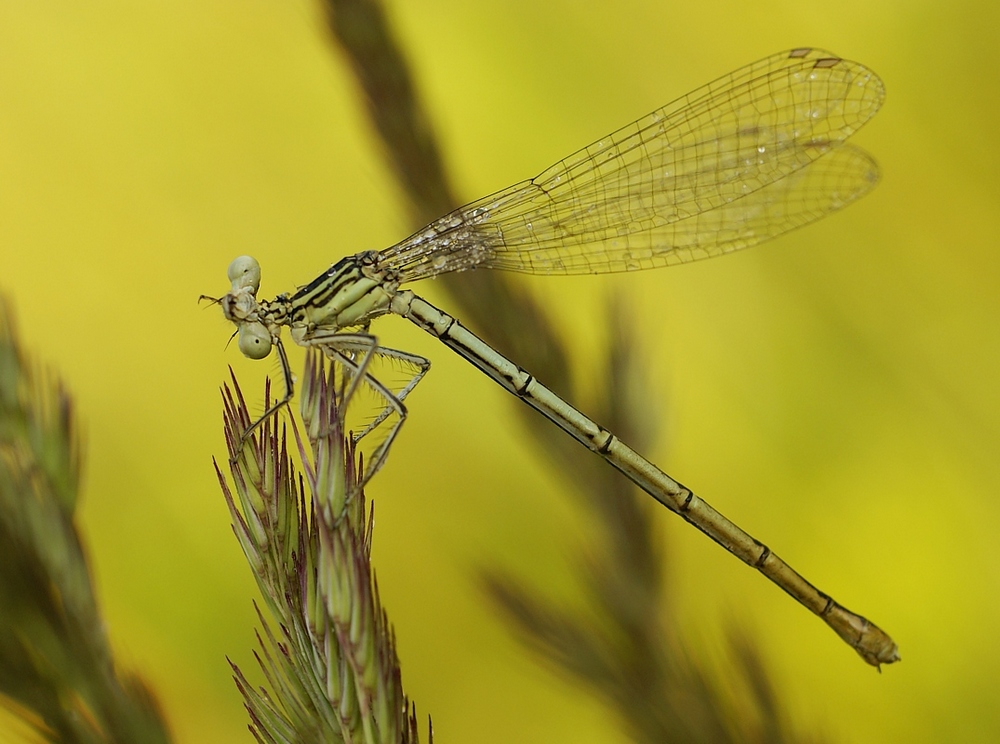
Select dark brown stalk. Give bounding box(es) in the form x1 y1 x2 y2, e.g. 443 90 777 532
317 2 822 741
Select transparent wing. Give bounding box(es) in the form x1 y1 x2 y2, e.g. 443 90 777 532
377 48 884 280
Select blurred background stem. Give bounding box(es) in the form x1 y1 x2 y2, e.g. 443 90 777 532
319 1 821 741
0 298 171 744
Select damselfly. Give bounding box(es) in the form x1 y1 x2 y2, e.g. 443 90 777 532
208 48 897 667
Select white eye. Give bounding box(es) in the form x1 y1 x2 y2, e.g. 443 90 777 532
228 256 261 294
237 322 272 359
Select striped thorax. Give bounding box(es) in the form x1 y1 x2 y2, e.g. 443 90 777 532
221 252 398 361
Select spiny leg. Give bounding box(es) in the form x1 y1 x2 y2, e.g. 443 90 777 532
233 336 294 457
327 338 430 441
306 332 430 485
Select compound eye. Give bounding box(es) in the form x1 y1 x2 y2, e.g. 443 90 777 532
228 256 261 294
237 322 272 359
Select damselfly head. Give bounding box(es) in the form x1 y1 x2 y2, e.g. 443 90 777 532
217 256 274 360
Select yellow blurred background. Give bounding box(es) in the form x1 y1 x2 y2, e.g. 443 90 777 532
1 0 998 742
